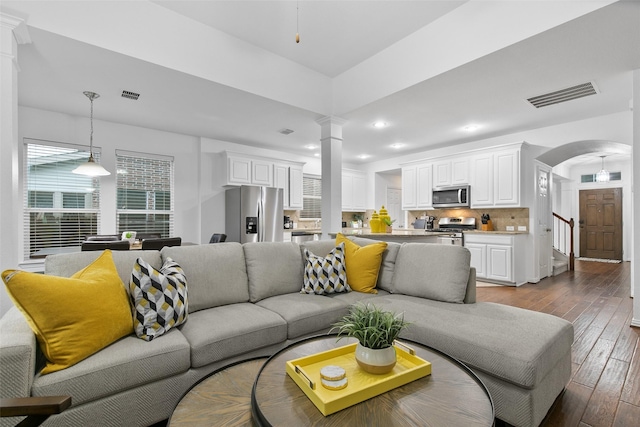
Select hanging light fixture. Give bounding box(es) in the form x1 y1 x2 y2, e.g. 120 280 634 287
73 91 110 176
295 0 300 43
595 155 610 182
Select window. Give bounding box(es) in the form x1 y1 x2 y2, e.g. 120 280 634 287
23 140 101 259
580 171 621 183
116 150 174 238
301 174 321 219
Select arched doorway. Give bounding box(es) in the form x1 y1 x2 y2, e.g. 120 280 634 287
536 140 631 265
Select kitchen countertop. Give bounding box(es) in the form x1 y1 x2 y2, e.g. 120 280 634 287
289 228 528 236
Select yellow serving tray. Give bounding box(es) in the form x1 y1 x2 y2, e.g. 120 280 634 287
285 341 431 416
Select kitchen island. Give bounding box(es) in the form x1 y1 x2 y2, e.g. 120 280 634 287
329 228 457 244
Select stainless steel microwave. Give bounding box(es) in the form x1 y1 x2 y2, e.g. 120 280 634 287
432 185 470 208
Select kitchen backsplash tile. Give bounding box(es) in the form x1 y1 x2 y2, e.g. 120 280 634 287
408 208 530 231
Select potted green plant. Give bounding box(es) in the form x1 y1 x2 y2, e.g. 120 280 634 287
331 303 410 374
381 217 396 233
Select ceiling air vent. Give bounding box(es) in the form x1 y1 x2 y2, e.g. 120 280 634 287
527 82 598 108
278 128 294 135
121 90 140 100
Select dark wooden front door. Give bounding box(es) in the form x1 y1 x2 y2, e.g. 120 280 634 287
579 188 622 260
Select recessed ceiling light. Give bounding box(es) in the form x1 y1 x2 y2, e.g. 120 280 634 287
390 143 405 149
463 124 481 132
305 144 317 150
313 152 320 157
358 154 371 159
373 121 387 129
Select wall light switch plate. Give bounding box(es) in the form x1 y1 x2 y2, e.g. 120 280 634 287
506 226 515 231
518 226 527 231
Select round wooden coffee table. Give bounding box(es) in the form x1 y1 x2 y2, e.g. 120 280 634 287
169 358 267 427
251 335 494 426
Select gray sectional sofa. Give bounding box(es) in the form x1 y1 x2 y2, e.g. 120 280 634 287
0 238 573 427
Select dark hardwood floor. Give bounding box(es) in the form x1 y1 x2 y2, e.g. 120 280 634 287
477 260 639 427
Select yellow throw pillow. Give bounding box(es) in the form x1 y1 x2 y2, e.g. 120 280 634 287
2 250 133 374
336 233 387 294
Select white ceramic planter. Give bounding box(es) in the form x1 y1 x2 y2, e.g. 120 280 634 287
355 343 397 374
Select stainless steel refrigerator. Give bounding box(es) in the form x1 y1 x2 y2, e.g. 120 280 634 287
225 186 284 243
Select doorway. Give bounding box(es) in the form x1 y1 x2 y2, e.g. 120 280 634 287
578 188 622 260
386 187 402 228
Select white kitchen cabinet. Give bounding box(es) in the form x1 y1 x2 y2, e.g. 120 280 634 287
402 163 432 209
494 149 520 206
433 157 469 188
342 170 366 211
225 153 273 186
470 147 519 208
465 233 526 285
470 154 493 207
416 163 433 208
288 165 303 209
465 243 487 278
274 163 304 209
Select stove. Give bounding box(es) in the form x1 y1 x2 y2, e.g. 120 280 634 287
431 217 476 246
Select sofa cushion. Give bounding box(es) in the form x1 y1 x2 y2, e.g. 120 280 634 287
256 293 351 339
244 242 303 302
2 250 133 374
31 328 190 406
161 243 249 312
302 243 350 295
346 237 401 292
178 303 287 368
391 243 470 303
130 257 188 341
45 250 163 292
371 294 574 389
336 234 386 294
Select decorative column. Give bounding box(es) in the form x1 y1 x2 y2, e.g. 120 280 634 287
316 116 347 240
0 14 30 316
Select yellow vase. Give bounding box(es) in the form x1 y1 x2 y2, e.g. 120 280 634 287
379 206 390 232
370 211 381 233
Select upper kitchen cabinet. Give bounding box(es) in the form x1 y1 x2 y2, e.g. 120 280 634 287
401 163 432 209
470 146 520 207
342 169 366 211
273 162 304 210
433 157 469 188
224 152 273 186
223 152 305 209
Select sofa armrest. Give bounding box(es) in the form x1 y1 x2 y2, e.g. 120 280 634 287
463 267 476 304
0 307 38 399
0 396 71 427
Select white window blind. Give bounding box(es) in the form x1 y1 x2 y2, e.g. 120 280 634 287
301 174 322 219
23 140 101 259
116 150 174 238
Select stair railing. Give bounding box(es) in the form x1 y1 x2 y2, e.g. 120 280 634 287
552 213 575 271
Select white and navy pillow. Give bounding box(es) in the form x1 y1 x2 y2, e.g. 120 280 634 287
130 257 188 341
301 243 350 295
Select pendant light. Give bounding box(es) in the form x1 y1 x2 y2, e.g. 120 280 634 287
72 91 111 176
295 0 300 43
595 155 610 182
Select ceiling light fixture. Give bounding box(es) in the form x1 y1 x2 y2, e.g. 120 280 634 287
390 143 405 149
373 121 387 129
295 0 300 43
72 91 110 177
358 154 371 159
463 124 480 132
305 144 317 150
595 155 610 182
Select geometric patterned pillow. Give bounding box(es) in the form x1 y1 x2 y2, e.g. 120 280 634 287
130 257 188 341
301 242 350 295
